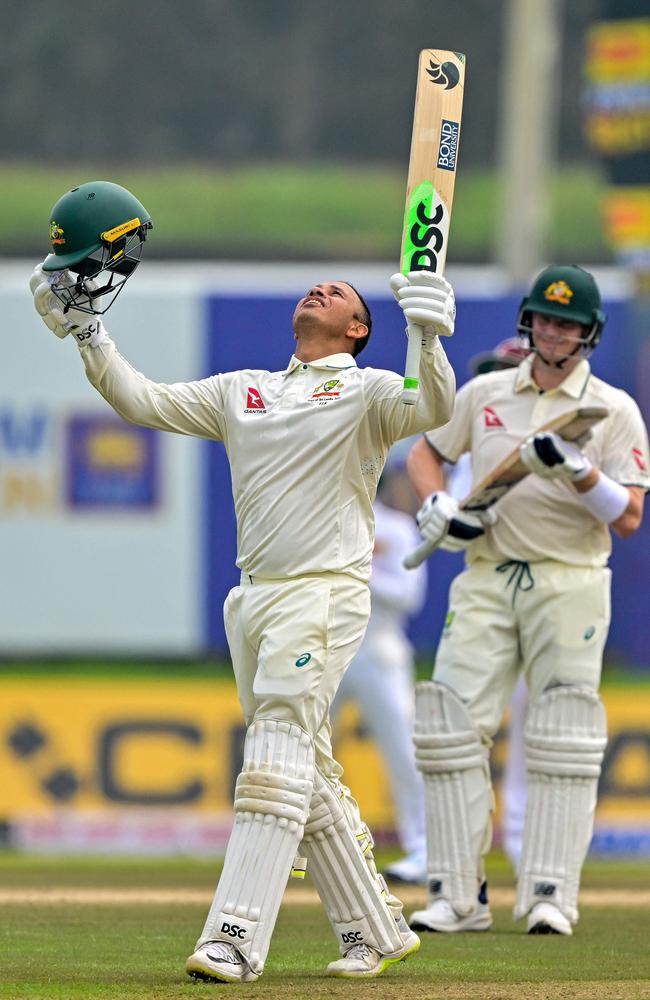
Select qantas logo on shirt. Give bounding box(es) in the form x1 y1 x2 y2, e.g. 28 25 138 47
244 387 267 414
632 447 647 472
483 406 504 428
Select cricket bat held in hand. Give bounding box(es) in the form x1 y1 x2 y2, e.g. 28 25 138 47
401 49 466 405
404 405 609 569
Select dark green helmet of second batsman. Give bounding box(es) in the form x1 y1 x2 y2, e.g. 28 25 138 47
517 264 607 355
43 180 153 316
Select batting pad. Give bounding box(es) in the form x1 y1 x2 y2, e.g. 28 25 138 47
299 769 405 956
198 719 314 975
414 681 492 915
515 686 607 924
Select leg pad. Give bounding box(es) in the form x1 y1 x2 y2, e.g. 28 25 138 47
414 681 492 915
299 769 405 956
515 686 607 924
197 719 314 974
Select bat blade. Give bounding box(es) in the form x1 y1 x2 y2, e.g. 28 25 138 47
401 49 466 405
461 406 609 512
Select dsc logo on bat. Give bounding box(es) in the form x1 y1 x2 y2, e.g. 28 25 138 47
403 185 448 272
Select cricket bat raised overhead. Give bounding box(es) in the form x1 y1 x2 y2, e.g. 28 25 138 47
404 405 609 569
401 49 466 405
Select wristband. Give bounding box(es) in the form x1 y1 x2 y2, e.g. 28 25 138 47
578 473 629 524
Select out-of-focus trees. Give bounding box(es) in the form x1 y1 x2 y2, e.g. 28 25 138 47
0 0 601 168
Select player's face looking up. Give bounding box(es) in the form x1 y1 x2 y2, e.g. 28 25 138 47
292 282 369 361
530 312 588 366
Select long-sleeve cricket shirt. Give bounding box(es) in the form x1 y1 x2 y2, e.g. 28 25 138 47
80 336 454 582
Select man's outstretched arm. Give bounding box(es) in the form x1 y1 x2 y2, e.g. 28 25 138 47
31 263 225 441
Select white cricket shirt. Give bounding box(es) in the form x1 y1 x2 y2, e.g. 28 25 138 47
81 337 454 581
425 355 650 566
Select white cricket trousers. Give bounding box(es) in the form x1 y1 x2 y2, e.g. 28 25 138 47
434 559 611 740
224 572 371 786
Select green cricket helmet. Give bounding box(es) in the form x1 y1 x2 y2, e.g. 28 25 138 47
43 180 153 315
517 264 607 355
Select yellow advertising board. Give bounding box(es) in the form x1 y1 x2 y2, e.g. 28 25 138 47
0 678 242 814
1 677 649 853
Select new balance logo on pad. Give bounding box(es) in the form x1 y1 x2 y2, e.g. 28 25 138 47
533 882 557 898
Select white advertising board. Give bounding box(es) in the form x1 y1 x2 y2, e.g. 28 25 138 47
0 271 203 654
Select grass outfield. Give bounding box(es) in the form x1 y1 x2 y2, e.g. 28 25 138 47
0 162 609 263
2 660 648 688
1 852 649 999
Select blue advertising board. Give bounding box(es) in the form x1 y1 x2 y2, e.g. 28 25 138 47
66 415 159 509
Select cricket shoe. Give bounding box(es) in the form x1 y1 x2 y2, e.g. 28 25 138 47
527 902 573 936
409 897 493 933
185 940 259 983
383 848 427 885
326 929 420 978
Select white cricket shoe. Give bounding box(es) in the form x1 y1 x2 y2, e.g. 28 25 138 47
527 902 573 936
383 848 427 885
185 940 259 983
326 929 420 978
409 897 493 933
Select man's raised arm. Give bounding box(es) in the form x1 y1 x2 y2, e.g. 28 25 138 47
30 263 225 441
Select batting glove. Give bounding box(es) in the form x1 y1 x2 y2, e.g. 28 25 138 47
416 490 495 552
389 271 455 338
520 431 592 482
30 263 108 348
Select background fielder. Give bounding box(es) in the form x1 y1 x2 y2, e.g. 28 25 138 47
30 180 457 982
406 264 649 936
331 469 428 885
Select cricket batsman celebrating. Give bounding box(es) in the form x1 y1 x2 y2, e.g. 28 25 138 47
30 181 456 981
406 265 649 936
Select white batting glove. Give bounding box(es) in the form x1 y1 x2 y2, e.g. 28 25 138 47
520 431 592 482
416 491 494 552
390 271 455 338
30 263 108 348
416 490 459 546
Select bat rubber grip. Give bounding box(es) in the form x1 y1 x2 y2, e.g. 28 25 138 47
402 324 424 405
403 537 438 569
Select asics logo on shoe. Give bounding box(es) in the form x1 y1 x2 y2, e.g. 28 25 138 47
221 921 247 939
206 950 233 963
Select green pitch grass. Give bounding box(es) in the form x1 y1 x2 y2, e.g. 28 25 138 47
0 162 608 263
1 852 649 1000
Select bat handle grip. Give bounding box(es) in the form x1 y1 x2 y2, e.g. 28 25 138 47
403 536 437 569
402 323 424 405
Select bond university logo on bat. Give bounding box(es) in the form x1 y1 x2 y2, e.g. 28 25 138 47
427 60 460 173
437 120 460 172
